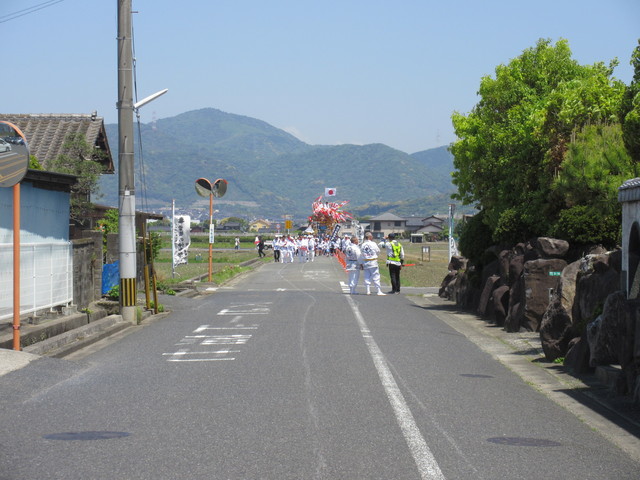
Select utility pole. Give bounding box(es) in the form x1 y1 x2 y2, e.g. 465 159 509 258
117 0 136 323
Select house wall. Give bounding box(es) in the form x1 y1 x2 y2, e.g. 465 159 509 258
0 182 70 243
621 199 640 296
371 220 406 238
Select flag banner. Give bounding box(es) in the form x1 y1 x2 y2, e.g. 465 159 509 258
330 224 342 243
449 235 459 260
173 215 191 267
325 187 336 196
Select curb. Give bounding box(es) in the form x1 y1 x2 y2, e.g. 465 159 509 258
23 314 132 358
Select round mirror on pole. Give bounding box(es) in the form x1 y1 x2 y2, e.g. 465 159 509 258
195 177 213 198
0 121 29 188
212 178 228 198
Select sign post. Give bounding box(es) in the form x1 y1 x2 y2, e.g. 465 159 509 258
195 177 227 282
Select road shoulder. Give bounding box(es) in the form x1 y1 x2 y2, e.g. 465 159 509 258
407 292 640 463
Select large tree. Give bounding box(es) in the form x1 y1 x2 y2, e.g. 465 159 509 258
451 38 628 248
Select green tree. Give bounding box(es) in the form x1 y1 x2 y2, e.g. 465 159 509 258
97 208 119 235
29 155 43 170
50 133 106 224
451 38 627 248
620 39 640 163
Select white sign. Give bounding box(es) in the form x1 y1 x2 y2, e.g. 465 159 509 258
173 215 191 267
209 223 215 244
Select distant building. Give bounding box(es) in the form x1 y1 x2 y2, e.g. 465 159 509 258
249 219 271 232
368 213 407 238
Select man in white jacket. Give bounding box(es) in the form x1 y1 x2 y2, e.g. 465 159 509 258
358 232 385 295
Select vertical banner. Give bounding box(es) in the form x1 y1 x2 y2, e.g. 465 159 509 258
172 215 191 267
329 224 341 243
448 204 457 261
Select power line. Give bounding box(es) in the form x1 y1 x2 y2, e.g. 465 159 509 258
0 0 65 24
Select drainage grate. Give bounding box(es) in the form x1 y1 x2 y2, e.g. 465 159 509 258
487 437 561 447
43 431 131 441
460 374 494 378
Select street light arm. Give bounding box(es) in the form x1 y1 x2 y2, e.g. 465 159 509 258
133 88 168 110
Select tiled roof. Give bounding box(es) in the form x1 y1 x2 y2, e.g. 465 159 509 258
0 113 114 173
619 177 640 203
369 212 406 221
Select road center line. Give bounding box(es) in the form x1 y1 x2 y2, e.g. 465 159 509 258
345 295 446 480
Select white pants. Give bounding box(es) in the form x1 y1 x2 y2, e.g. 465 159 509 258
347 265 360 293
363 267 381 292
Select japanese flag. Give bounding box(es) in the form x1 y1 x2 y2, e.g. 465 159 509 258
325 187 336 197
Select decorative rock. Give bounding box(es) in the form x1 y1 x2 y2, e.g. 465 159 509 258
564 336 593 374
540 295 573 361
539 260 581 360
572 256 621 329
522 258 567 332
492 285 510 327
535 237 570 259
587 291 627 367
477 275 500 318
448 255 467 272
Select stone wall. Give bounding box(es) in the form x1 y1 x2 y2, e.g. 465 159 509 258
72 232 103 309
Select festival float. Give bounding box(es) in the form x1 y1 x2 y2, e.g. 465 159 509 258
308 195 352 235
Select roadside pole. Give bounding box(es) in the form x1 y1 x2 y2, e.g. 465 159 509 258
117 0 136 324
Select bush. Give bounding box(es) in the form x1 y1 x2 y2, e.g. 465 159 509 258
107 285 119 300
457 211 494 265
550 204 620 248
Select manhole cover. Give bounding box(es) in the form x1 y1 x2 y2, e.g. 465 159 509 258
43 431 131 441
460 374 494 378
487 437 561 447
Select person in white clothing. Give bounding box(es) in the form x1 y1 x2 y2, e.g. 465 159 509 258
358 232 385 295
298 236 309 262
308 236 316 262
345 235 361 294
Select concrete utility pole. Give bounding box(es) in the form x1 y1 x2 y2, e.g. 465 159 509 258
117 0 136 323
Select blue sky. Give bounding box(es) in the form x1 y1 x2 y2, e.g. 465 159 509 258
2 0 639 154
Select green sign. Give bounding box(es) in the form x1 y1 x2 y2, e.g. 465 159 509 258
549 271 561 276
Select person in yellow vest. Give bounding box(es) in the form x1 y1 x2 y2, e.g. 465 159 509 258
380 233 404 294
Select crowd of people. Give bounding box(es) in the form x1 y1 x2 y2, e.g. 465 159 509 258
254 231 405 296
263 234 336 263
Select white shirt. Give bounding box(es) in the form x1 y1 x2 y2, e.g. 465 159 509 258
345 243 361 271
358 240 380 269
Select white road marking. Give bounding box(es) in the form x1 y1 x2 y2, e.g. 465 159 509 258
162 349 240 356
192 326 257 331
162 348 239 362
217 308 269 315
346 295 446 480
167 358 235 362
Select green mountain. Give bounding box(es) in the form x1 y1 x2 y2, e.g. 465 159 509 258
100 108 458 218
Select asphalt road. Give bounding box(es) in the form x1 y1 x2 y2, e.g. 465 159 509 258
1 256 639 479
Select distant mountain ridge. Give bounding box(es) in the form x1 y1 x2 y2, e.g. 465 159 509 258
100 108 457 218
